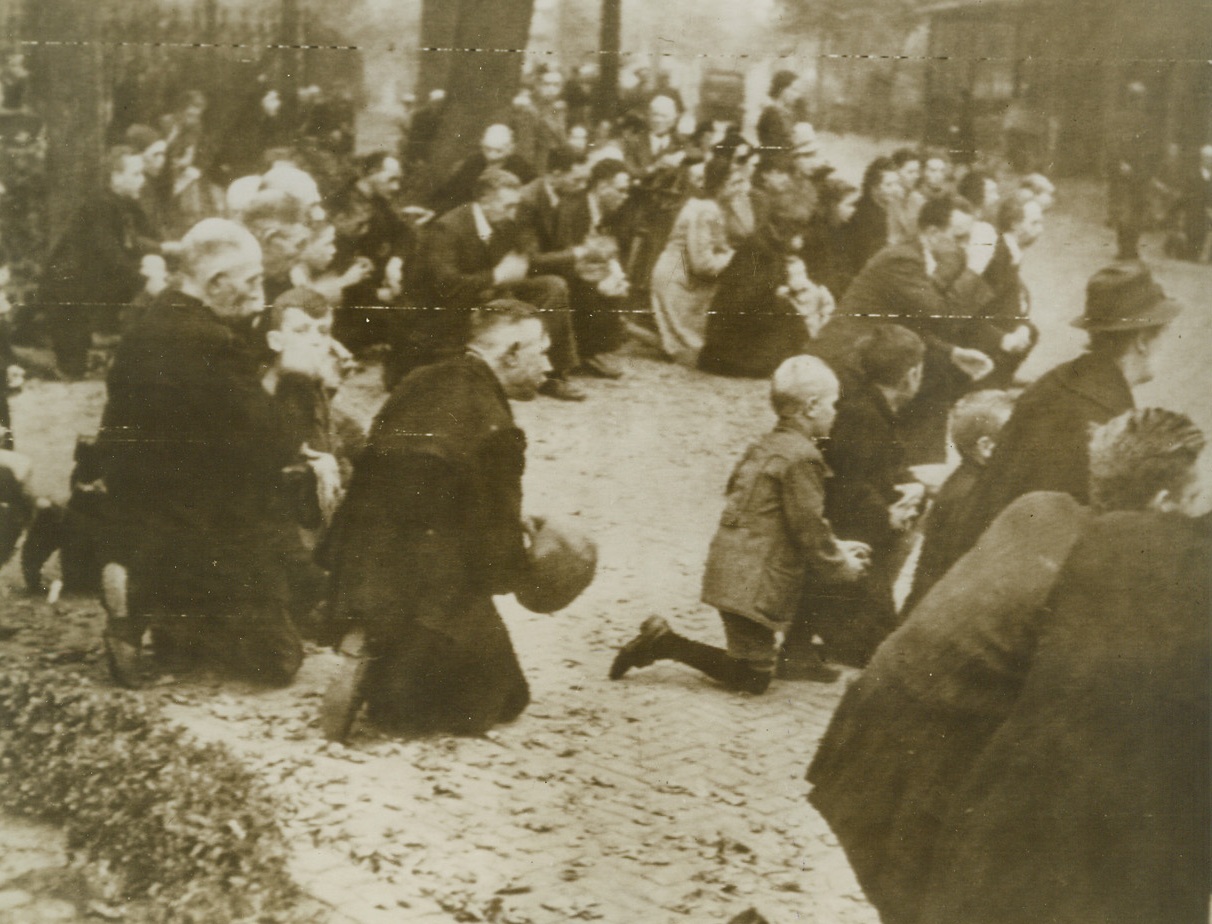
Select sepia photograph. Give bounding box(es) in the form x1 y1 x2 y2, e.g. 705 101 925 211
0 0 1209 921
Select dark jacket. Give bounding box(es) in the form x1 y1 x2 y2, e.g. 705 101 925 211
921 510 1211 924
823 378 911 557
516 178 578 275
901 456 984 613
420 202 531 310
98 291 298 611
40 190 158 313
951 350 1134 557
325 353 528 643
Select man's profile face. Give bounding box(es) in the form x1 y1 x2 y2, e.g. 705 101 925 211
301 225 337 273
111 155 147 200
594 173 631 216
143 140 168 178
648 98 677 136
552 162 590 198
944 209 974 248
369 158 402 200
1015 201 1045 248
205 245 265 318
500 319 552 401
481 187 522 226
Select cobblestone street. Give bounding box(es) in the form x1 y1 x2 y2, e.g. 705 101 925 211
0 132 1209 923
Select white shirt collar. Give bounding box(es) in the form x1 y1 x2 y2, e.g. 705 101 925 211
920 238 937 277
1003 232 1024 265
471 202 494 243
651 133 669 155
542 179 559 208
587 192 602 231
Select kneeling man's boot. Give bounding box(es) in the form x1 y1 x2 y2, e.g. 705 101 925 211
321 628 372 743
100 562 149 689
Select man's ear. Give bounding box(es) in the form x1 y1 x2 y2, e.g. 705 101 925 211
500 339 522 365
202 270 227 302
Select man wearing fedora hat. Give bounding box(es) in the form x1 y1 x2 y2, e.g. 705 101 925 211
947 262 1181 560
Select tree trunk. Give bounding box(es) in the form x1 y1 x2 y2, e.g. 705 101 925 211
424 0 536 178
27 0 106 249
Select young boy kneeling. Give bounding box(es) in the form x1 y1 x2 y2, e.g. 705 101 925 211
902 388 1015 613
609 355 869 693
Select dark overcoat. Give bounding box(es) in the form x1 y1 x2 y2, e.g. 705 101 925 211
920 510 1211 924
950 349 1133 559
808 491 1089 924
323 354 531 734
98 291 299 615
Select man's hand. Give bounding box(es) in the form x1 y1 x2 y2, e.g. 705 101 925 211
302 444 342 524
1000 325 1032 355
140 254 168 296
493 251 530 286
889 482 925 532
950 346 995 381
402 205 435 226
839 539 872 581
340 256 374 289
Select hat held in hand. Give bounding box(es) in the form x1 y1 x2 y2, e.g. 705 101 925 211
515 515 597 614
1073 262 1181 332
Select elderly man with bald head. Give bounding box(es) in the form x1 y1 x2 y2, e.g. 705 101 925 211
97 218 328 688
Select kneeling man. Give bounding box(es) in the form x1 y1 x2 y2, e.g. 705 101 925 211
321 299 551 738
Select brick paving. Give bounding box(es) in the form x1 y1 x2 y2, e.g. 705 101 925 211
0 132 1209 923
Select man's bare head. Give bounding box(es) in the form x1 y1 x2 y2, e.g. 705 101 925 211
481 124 516 164
177 218 264 319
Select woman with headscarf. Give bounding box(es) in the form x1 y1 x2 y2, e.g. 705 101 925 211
838 155 901 278
800 174 860 299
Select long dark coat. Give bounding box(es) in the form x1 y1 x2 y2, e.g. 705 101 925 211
807 492 1089 924
949 349 1133 561
322 354 531 735
98 291 299 616
697 229 810 379
920 510 1211 924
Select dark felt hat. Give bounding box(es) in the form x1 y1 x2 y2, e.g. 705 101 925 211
514 516 597 614
1072 262 1182 332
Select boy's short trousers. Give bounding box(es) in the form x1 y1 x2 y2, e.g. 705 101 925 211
719 611 779 673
